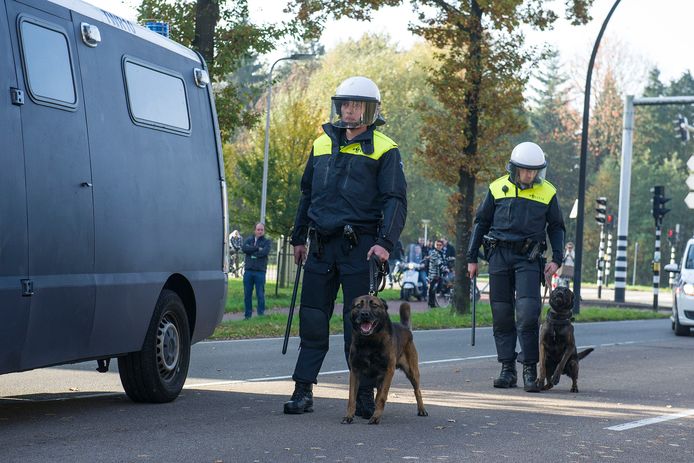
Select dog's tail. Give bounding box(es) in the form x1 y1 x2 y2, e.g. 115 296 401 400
399 302 411 329
578 347 594 360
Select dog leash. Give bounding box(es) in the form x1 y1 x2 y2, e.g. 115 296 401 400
369 255 388 296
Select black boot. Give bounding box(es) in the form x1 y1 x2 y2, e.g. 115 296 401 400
523 363 541 393
283 382 314 414
355 386 375 419
493 361 517 388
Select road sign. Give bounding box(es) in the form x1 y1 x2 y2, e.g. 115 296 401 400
686 191 694 209
688 155 694 172
687 174 694 190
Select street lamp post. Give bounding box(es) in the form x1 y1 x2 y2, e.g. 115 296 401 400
260 53 315 225
421 219 431 244
572 0 621 314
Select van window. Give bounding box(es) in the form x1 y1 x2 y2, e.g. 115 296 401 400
19 20 76 107
123 59 190 133
686 245 694 270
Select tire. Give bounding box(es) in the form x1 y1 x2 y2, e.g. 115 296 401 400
674 302 690 336
435 289 451 307
118 289 191 403
402 287 413 301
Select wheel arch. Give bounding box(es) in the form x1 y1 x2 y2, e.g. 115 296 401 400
163 274 196 338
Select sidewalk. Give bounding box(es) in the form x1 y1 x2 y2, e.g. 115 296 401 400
222 286 670 322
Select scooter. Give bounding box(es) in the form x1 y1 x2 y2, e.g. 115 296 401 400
400 261 425 301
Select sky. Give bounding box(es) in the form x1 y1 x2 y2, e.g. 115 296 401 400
87 0 692 92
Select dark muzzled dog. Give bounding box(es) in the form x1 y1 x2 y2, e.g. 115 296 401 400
536 287 594 393
342 295 428 424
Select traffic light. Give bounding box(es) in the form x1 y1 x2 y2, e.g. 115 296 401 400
675 114 690 142
606 214 614 229
595 197 607 224
651 185 671 220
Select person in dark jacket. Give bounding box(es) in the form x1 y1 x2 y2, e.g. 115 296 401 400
242 223 272 319
283 76 407 418
466 142 564 393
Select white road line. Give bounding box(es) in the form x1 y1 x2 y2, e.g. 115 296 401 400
605 409 694 431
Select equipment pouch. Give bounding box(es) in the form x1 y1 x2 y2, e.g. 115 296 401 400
482 235 498 261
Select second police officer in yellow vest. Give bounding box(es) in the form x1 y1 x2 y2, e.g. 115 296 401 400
466 142 565 392
284 76 407 416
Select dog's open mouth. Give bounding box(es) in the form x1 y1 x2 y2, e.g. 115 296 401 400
359 320 378 335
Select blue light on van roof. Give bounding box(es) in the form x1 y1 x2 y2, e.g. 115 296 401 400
145 21 169 38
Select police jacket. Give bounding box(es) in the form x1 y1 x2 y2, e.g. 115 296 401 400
242 235 272 272
290 123 407 253
466 175 565 265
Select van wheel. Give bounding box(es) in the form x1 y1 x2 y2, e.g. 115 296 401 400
118 290 191 403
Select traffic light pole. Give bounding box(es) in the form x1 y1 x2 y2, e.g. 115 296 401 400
597 224 605 299
652 221 662 311
605 228 613 287
613 96 694 303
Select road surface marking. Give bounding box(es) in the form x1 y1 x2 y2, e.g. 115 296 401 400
605 409 694 431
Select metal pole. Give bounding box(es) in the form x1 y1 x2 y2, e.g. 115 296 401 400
260 54 315 224
260 59 281 225
605 230 613 288
653 222 661 311
632 241 638 286
573 0 622 315
597 224 605 299
614 95 634 302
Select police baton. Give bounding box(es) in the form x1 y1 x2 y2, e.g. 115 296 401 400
282 260 303 355
471 275 477 346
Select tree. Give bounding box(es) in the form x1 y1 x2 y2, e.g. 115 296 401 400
286 0 593 313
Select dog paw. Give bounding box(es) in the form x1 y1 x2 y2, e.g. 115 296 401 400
551 375 561 386
368 416 382 425
341 416 354 424
570 386 578 393
418 409 429 417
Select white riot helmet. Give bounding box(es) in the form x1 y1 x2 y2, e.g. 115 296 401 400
330 76 382 128
506 141 547 187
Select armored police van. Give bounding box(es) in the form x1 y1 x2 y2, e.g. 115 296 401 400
0 0 228 402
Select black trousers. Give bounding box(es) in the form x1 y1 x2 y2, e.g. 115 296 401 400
488 246 542 364
291 231 374 386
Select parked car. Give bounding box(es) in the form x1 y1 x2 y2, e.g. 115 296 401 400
664 237 694 336
0 0 228 402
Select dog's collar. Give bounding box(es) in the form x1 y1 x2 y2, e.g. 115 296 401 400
547 308 574 325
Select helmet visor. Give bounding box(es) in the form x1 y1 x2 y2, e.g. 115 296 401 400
507 163 546 188
330 97 380 128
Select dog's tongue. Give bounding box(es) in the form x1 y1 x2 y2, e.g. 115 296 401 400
360 321 373 333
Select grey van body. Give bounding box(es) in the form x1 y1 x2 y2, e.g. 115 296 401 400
0 0 228 401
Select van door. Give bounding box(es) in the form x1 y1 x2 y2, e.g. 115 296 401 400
6 0 95 369
0 0 30 375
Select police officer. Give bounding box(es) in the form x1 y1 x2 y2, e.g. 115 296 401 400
466 142 564 392
283 76 407 416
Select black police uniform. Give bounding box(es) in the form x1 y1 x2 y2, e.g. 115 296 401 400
289 123 407 387
466 175 564 367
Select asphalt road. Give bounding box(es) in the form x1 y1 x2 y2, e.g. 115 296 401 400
1 319 692 463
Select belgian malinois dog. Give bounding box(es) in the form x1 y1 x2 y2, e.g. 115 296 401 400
341 295 428 424
536 287 594 393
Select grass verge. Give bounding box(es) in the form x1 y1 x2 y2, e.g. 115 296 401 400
211 301 669 340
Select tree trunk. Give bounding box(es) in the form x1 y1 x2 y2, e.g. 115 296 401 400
192 0 219 75
452 0 483 315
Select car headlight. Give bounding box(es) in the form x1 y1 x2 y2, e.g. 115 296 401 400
407 263 415 270
683 283 694 296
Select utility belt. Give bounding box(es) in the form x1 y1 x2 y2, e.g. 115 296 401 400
482 235 546 261
309 224 377 258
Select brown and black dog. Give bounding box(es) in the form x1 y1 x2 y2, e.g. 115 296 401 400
341 295 428 424
536 286 594 393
